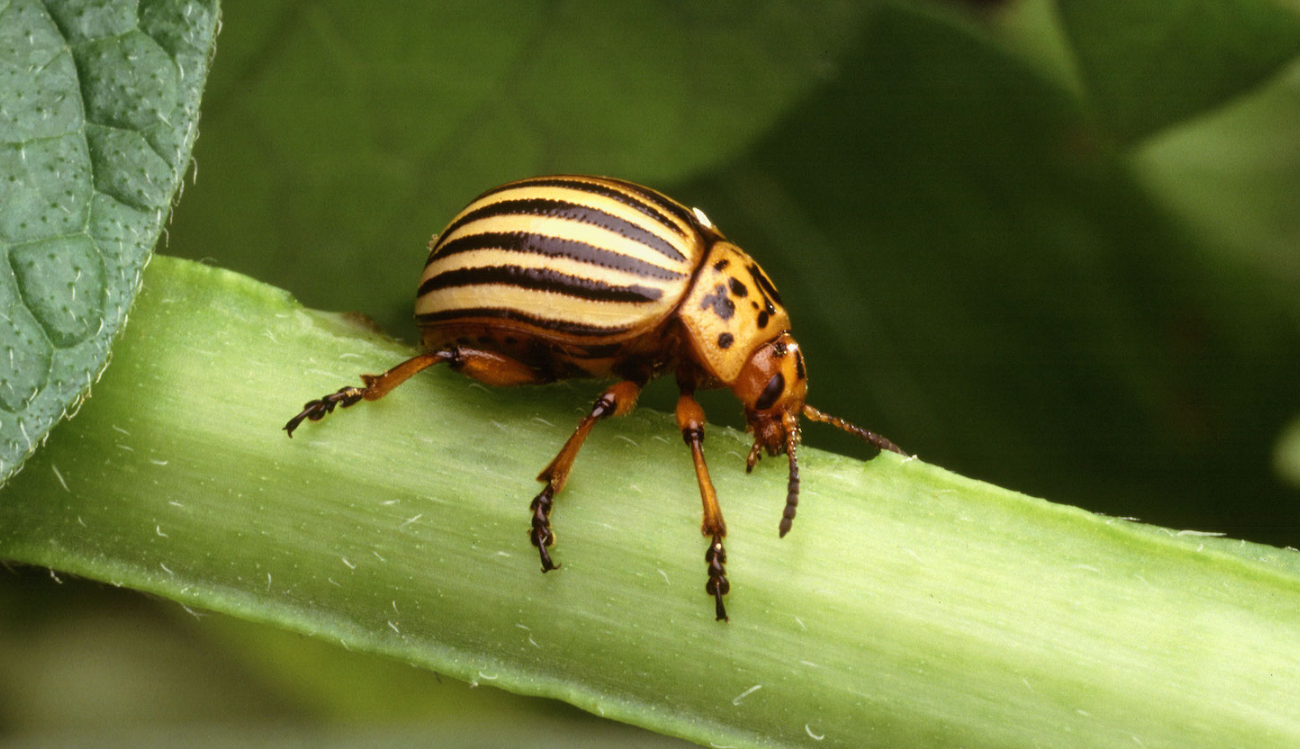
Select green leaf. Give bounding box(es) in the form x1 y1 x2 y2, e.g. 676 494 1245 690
4 256 1300 747
0 0 219 483
1058 0 1300 142
1133 60 1300 305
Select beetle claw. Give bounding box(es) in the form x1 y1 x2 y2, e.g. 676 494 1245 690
530 486 561 572
705 535 730 622
283 387 365 436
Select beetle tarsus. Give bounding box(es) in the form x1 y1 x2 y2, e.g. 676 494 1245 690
284 386 365 437
284 353 454 438
530 486 560 572
705 534 730 622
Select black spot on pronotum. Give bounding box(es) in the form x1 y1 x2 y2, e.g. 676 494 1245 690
795 350 806 380
728 277 748 298
700 283 736 320
756 372 785 411
773 340 788 357
717 332 734 349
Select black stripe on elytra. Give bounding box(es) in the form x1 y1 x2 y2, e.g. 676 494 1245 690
419 265 663 304
605 177 699 231
428 232 684 281
438 198 686 263
416 307 635 338
478 177 689 241
748 263 783 307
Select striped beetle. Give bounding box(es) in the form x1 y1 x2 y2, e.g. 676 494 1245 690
285 175 904 621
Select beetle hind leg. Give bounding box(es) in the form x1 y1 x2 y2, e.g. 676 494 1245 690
285 346 546 437
284 350 454 436
530 380 643 573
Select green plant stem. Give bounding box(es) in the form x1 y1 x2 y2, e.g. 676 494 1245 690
3 256 1300 748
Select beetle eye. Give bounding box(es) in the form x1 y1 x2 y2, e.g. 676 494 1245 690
756 372 785 411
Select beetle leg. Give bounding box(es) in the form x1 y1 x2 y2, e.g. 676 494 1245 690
676 390 730 622
286 346 545 437
531 380 643 572
284 350 455 436
453 348 549 388
744 440 763 473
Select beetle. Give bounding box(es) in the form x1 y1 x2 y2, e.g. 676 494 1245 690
285 175 905 621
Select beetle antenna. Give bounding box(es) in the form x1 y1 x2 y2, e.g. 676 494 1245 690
802 404 907 456
779 428 800 537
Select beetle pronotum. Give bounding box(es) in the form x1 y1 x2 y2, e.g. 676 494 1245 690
286 175 904 621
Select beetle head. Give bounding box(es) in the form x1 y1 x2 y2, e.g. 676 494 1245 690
733 331 908 538
731 332 807 536
733 332 800 468
733 332 808 459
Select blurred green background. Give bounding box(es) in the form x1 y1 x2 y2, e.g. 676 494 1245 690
5 0 1300 744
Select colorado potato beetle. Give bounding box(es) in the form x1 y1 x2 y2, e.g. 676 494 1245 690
285 175 904 621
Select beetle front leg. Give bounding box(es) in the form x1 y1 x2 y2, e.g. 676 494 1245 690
676 389 730 622
531 380 642 572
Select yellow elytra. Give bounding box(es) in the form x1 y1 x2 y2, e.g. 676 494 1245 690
286 175 905 621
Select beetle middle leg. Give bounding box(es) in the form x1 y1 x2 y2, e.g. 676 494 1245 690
531 380 643 572
676 388 730 622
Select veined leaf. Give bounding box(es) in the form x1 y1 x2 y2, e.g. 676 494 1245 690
0 0 219 483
